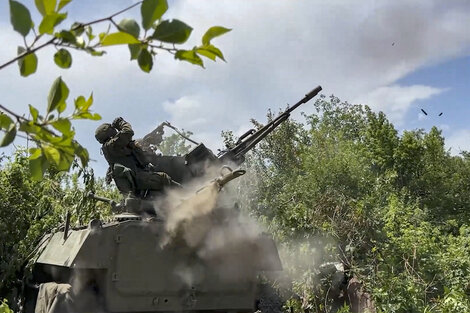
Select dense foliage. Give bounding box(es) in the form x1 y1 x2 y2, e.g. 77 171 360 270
236 95 470 312
0 151 118 311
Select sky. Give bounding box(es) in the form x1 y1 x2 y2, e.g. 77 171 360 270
0 0 469 177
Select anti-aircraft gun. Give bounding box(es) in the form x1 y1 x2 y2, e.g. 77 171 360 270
146 85 322 183
25 86 322 313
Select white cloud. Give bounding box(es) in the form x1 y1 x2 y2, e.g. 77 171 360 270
354 85 446 125
1 0 470 176
163 96 207 128
446 129 470 155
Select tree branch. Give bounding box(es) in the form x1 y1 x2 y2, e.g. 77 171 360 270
0 1 143 71
0 104 60 138
0 37 57 71
29 33 44 49
0 104 27 122
148 44 178 53
79 1 142 28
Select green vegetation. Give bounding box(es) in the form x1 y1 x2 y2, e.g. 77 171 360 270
0 151 117 309
1 95 470 312
236 95 470 312
158 130 195 156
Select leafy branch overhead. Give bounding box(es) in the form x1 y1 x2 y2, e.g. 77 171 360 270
1 0 231 180
5 0 231 75
0 77 98 180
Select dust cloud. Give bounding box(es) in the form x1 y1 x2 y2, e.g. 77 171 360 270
153 165 279 284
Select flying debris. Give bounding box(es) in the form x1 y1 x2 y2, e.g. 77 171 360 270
421 109 428 116
392 42 395 46
439 112 443 116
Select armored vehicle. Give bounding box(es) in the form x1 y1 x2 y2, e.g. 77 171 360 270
29 173 282 313
25 86 322 313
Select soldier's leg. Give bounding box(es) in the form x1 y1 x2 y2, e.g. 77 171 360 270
112 164 136 195
135 170 172 192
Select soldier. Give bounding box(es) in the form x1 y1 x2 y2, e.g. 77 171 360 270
94 117 173 198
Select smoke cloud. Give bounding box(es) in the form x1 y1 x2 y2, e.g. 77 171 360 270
153 165 278 285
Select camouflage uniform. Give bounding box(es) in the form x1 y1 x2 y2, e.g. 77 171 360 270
95 117 171 197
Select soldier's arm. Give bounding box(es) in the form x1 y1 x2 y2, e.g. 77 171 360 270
111 117 134 147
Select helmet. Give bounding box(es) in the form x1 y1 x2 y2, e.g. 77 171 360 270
95 123 117 144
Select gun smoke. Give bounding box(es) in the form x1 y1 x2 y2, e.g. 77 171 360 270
153 164 274 285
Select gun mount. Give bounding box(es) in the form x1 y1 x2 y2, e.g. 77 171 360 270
146 86 322 183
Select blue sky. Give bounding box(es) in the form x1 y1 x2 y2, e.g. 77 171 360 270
396 55 470 152
1 0 470 176
400 56 470 128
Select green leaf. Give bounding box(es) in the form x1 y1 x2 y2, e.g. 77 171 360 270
202 26 231 46
29 104 39 122
138 48 153 73
74 93 93 112
71 22 85 36
152 19 192 44
118 18 140 39
51 118 72 135
9 0 33 37
85 93 93 110
53 48 72 68
141 0 168 30
19 121 42 134
75 36 85 47
101 32 140 46
39 12 67 34
128 44 142 60
74 95 85 110
17 47 38 77
196 48 216 61
0 124 17 147
57 0 71 11
0 114 14 129
56 30 76 44
84 48 105 56
34 0 57 16
29 153 47 180
43 145 61 165
57 102 66 113
175 49 203 67
98 32 106 42
47 76 69 114
75 112 101 120
196 44 225 61
57 151 74 171
89 113 101 120
85 25 94 41
73 143 89 166
29 147 42 159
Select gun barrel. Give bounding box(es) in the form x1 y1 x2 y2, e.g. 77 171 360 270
231 85 322 159
87 192 117 207
284 85 322 114
304 86 323 104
